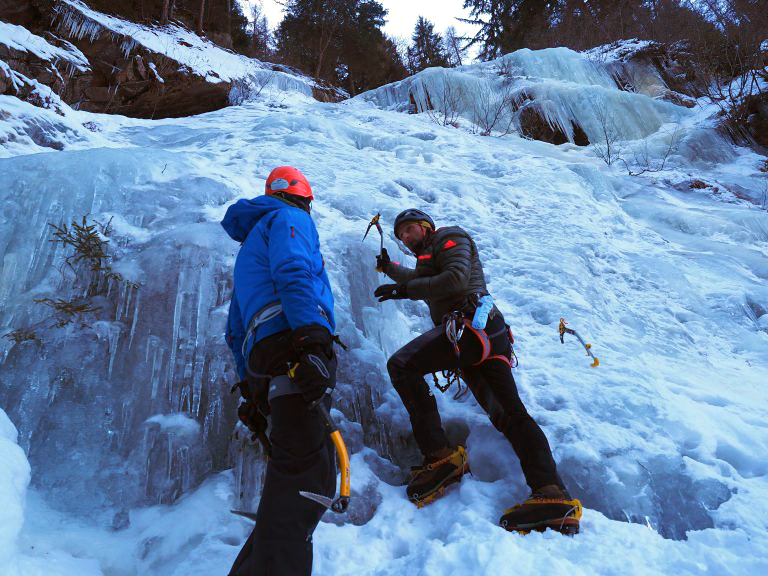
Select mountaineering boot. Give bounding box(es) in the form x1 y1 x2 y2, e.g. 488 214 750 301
499 484 582 535
406 445 470 508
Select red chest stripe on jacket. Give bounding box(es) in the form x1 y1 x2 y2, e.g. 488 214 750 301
418 254 432 260
443 240 457 249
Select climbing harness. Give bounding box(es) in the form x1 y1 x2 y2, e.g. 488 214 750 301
433 304 518 398
241 301 284 362
558 317 599 367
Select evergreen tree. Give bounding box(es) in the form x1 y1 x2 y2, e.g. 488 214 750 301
276 0 405 94
406 16 451 73
461 0 555 59
229 0 250 53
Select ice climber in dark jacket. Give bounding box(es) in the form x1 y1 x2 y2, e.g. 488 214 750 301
222 166 337 575
374 208 582 535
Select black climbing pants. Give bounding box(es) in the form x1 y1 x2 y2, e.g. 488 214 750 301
229 331 336 576
387 312 563 491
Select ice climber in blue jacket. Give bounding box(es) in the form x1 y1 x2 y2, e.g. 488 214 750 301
222 166 337 576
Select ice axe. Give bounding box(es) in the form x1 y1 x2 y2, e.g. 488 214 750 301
362 212 384 256
559 317 599 367
298 396 351 514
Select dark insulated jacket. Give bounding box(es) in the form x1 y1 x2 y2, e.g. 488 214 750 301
384 226 488 325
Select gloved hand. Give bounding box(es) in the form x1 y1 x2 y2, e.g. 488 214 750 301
232 378 269 413
374 283 408 302
237 400 271 456
238 401 267 436
290 324 337 403
375 248 391 273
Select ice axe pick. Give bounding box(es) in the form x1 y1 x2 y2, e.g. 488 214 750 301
363 212 384 256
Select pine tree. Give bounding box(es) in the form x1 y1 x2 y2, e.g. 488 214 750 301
406 16 451 73
276 0 405 93
461 0 554 59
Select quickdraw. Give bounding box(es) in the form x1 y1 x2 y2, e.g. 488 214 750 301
432 369 470 400
559 317 599 367
444 311 466 358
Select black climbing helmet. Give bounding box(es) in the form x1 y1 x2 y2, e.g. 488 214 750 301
393 208 435 239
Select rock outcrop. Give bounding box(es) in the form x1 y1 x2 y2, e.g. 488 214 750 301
591 39 705 104
517 103 590 146
1 0 324 119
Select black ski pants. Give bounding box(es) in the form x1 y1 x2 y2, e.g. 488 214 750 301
229 331 336 576
387 312 563 491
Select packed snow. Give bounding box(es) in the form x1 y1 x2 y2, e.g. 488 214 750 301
0 20 90 72
2 14 768 576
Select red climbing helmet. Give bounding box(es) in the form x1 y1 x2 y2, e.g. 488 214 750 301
265 166 313 200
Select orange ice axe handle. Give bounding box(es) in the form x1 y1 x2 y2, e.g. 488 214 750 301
299 399 350 513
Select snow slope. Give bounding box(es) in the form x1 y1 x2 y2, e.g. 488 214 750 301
1 27 768 576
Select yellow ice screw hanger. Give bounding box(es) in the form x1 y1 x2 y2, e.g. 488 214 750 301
559 318 599 367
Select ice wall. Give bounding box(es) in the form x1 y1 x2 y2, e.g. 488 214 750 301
0 147 239 524
361 46 687 143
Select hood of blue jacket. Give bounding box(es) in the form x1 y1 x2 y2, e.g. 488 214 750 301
221 195 288 243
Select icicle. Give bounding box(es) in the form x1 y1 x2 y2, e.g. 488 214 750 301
120 38 137 60
53 2 104 44
168 270 186 389
94 321 122 379
128 287 140 351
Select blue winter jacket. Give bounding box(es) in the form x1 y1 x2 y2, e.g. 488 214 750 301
222 195 335 379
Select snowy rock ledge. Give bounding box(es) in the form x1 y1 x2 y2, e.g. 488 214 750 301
1 0 319 118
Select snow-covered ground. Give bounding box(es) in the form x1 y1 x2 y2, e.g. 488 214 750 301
2 17 768 576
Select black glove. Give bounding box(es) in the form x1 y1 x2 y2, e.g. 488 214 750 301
374 283 408 302
232 378 270 414
376 248 391 273
237 400 272 456
290 324 337 403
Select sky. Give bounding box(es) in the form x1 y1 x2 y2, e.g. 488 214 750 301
240 0 479 41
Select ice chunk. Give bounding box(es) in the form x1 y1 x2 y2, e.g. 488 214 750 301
0 410 31 576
